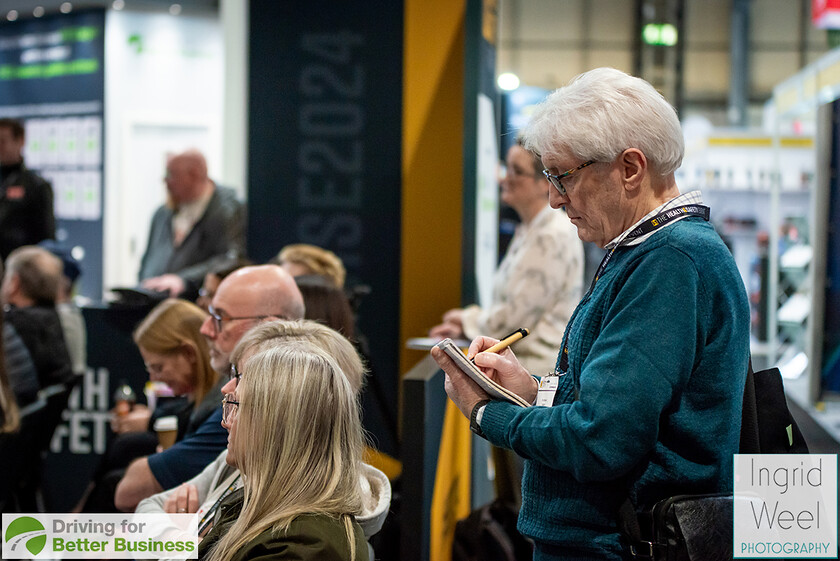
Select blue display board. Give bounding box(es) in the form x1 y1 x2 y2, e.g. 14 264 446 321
0 9 105 300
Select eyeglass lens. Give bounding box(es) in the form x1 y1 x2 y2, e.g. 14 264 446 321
222 396 239 424
229 363 241 385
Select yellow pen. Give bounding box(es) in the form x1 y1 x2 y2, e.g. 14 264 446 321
470 328 530 362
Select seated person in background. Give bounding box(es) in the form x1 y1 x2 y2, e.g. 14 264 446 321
201 332 371 560
295 275 356 339
137 320 390 561
39 240 86 377
126 298 222 436
0 305 21 434
1 245 73 390
114 264 305 512
0 264 38 406
430 137 584 377
78 299 222 512
274 243 346 288
139 149 245 299
196 257 252 313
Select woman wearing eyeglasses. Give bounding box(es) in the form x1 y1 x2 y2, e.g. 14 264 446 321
76 298 223 512
200 339 368 561
429 137 584 378
110 298 220 437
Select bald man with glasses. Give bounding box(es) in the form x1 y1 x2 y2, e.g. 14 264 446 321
114 265 305 512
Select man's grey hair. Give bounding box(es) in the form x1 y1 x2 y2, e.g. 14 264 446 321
521 67 684 177
5 246 62 305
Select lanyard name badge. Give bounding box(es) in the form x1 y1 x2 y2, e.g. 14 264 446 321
536 375 560 407
555 203 710 377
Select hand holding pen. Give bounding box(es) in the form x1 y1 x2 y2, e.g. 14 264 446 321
466 328 539 404
469 328 530 362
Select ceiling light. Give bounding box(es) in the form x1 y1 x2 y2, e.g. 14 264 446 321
497 72 521 91
60 2 73 13
169 3 182 15
7 10 18 21
112 0 125 10
33 6 45 17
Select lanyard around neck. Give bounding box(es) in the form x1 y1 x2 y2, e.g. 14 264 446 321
587 204 710 296
554 203 710 376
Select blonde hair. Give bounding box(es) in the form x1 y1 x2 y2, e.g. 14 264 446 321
205 341 364 561
133 299 217 405
276 244 346 288
231 319 366 394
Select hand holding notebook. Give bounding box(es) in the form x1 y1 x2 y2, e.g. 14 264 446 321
435 329 532 408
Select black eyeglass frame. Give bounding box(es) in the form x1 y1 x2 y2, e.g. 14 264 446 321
207 305 283 333
229 363 242 386
542 160 596 196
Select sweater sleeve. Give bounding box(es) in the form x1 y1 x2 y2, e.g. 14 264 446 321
147 408 229 490
480 248 704 482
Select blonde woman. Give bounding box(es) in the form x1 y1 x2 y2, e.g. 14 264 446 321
274 243 346 288
76 299 222 513
125 298 220 434
201 338 368 561
137 320 390 561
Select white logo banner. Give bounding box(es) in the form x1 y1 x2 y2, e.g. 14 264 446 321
2 513 198 559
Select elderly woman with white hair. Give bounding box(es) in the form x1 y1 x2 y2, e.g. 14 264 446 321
432 68 750 560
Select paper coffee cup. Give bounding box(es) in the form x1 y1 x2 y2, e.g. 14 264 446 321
154 416 178 450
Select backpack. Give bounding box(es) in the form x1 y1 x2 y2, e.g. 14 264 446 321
620 360 810 560
452 499 534 561
739 361 809 454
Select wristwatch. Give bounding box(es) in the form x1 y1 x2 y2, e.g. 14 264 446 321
470 399 492 437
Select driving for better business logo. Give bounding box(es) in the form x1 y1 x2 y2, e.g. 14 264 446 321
4 517 46 556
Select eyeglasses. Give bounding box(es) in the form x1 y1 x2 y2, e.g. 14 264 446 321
222 395 240 424
207 305 283 333
542 160 595 196
228 363 242 387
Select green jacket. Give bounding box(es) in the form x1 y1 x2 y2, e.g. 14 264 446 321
199 491 369 561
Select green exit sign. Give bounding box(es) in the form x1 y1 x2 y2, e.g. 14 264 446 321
643 23 678 46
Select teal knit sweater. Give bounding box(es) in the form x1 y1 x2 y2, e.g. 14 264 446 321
480 217 750 559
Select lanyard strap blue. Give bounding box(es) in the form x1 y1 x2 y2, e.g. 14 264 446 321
556 204 710 375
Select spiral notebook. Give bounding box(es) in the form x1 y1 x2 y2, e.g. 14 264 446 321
435 338 531 408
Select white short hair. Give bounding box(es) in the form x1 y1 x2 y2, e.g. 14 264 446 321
522 67 684 176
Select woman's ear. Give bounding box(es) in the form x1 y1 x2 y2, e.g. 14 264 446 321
620 148 647 191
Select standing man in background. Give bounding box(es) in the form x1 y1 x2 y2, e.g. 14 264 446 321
0 118 55 261
139 149 245 299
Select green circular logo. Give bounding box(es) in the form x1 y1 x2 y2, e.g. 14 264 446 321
5 516 47 555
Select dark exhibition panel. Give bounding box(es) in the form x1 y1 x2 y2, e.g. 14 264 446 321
247 0 404 458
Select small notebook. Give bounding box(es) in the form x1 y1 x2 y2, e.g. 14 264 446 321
435 338 531 408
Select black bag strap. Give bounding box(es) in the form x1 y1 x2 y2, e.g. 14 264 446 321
618 497 659 559
739 358 761 454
